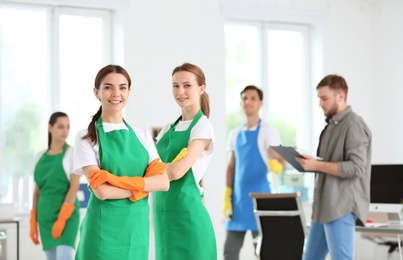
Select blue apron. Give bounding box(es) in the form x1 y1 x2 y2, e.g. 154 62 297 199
225 120 270 231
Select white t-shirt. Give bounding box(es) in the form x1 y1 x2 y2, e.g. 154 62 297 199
73 122 160 175
156 115 215 194
30 146 78 180
227 121 281 164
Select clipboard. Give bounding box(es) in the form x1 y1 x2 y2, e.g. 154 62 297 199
270 146 306 172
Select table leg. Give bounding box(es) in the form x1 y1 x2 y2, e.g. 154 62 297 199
398 234 402 260
16 221 19 260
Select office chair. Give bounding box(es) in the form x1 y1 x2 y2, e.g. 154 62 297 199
249 192 307 260
362 236 402 260
359 212 403 260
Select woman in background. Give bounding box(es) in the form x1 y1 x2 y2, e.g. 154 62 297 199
73 64 169 260
30 112 80 260
154 62 217 260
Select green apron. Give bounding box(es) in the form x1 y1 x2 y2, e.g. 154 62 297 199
75 118 150 260
154 110 217 260
34 143 80 250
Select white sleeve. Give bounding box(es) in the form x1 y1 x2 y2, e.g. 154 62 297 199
189 116 215 154
189 117 214 140
73 129 99 175
189 117 215 192
264 125 281 148
133 128 162 163
226 127 240 152
63 146 80 180
258 122 282 161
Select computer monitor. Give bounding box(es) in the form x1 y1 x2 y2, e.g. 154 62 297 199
370 164 403 224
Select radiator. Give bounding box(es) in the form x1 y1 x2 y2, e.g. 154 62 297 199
0 217 46 260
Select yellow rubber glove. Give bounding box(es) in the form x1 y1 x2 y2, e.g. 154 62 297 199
268 159 283 174
88 169 145 202
222 187 233 221
29 209 40 245
52 203 75 239
172 148 187 163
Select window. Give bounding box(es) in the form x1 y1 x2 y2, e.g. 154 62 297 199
266 24 310 148
58 7 112 140
0 3 112 211
225 22 261 132
225 21 314 199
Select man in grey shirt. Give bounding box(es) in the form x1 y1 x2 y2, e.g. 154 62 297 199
296 74 372 260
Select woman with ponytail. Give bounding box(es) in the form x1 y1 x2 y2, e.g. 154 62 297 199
73 64 169 259
30 112 80 260
153 62 217 260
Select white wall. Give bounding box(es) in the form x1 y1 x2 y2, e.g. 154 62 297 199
120 0 229 258
121 0 227 232
2 0 403 259
117 0 403 259
371 1 403 164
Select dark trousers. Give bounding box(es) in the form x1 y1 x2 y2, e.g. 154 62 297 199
223 230 259 260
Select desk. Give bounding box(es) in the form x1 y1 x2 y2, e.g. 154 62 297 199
0 218 21 260
356 224 403 260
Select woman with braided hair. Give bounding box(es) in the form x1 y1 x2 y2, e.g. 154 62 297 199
73 64 170 259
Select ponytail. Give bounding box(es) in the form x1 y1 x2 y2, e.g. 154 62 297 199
82 106 102 144
200 92 210 118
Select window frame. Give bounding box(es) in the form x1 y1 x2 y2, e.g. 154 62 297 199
50 6 113 112
224 16 319 201
225 19 313 150
222 2 327 150
0 1 117 212
263 22 313 149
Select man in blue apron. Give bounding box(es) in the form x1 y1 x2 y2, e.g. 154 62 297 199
222 85 285 260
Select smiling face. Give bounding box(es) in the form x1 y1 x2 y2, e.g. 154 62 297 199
48 116 70 143
172 71 205 110
94 72 130 114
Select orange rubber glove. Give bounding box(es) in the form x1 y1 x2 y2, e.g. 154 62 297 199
132 158 168 201
172 148 187 163
51 203 75 239
29 209 40 245
89 169 145 202
144 158 168 177
88 169 112 189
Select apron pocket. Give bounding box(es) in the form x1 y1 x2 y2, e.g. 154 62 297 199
156 211 191 252
100 205 149 250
